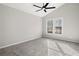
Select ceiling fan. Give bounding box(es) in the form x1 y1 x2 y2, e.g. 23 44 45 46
33 3 56 12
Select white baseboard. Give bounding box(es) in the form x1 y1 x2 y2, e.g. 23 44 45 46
43 35 79 43
0 34 42 49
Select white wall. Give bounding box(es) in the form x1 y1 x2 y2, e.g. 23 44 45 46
42 3 79 43
0 4 42 48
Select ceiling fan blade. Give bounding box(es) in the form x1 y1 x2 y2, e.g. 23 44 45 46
46 7 56 9
33 5 42 8
44 9 47 12
44 3 49 7
36 8 43 12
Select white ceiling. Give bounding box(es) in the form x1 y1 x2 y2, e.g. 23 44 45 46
2 3 64 17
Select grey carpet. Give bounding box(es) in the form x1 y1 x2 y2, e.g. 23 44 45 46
0 38 79 56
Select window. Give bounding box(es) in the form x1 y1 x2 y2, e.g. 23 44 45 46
47 17 63 34
47 20 53 33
